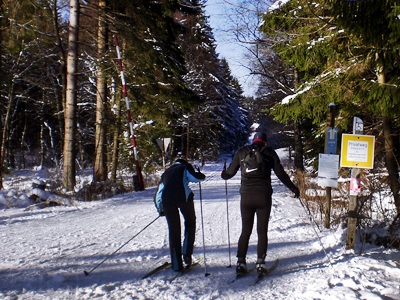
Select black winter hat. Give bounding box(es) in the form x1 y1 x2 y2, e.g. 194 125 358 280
253 132 267 142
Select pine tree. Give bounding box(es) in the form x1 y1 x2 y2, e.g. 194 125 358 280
175 1 249 158
328 0 400 216
259 1 369 161
1 0 65 170
259 0 400 216
107 0 200 168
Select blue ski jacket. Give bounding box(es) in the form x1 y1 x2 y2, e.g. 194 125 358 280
154 159 206 214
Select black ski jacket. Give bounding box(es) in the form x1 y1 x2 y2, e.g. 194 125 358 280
222 142 297 194
154 159 205 213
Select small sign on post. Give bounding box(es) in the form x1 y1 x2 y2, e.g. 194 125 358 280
325 127 338 155
318 154 339 188
156 138 171 169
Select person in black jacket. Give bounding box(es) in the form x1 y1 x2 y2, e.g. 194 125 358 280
221 132 300 275
154 158 206 271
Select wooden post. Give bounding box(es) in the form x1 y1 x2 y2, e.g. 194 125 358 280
346 117 363 249
324 187 332 228
324 103 336 229
346 169 360 249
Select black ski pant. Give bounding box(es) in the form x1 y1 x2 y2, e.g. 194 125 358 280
164 200 196 271
237 191 272 263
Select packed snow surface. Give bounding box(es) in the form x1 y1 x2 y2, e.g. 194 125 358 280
1 154 400 299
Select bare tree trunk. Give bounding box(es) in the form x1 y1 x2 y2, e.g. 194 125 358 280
383 116 400 214
0 0 4 190
94 0 108 182
2 79 16 169
293 122 304 171
110 80 121 183
0 0 3 189
376 56 400 215
50 0 66 142
62 0 80 190
40 123 46 167
0 119 2 188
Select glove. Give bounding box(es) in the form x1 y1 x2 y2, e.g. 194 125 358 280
292 187 300 198
159 211 165 217
221 170 228 180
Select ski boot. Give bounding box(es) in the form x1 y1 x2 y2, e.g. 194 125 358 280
256 262 268 275
183 255 192 267
236 262 248 275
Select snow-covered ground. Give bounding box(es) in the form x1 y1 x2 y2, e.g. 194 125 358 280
1 152 400 299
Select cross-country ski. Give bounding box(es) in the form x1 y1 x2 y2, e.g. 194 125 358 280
168 257 203 282
228 267 255 284
142 261 172 279
250 259 279 286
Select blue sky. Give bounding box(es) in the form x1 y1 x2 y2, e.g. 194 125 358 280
204 0 258 97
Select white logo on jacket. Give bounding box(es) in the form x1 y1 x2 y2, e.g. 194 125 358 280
245 168 258 173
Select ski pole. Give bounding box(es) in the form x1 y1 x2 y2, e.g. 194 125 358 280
298 197 332 266
224 159 232 267
198 181 210 277
83 215 160 276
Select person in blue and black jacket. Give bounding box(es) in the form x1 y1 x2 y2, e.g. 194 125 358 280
154 158 206 272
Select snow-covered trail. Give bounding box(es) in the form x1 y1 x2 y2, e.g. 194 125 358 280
1 161 400 299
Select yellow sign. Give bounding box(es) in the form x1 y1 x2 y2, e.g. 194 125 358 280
340 134 375 169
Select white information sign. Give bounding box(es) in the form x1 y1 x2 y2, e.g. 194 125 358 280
318 153 339 188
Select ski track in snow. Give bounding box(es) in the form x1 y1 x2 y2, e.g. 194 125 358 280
1 159 400 299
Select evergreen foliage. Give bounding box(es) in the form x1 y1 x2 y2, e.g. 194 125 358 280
258 0 400 214
179 9 249 156
0 0 249 183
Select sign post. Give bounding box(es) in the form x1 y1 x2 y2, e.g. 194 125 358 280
323 103 337 228
340 117 375 249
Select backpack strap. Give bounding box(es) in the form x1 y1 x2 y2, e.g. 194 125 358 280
258 145 274 165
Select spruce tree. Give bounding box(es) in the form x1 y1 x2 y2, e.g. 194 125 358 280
328 0 400 216
175 1 249 158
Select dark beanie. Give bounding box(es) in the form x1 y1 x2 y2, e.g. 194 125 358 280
253 132 267 143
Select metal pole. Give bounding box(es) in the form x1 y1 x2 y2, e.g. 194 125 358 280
298 197 332 266
198 181 210 276
224 160 232 267
114 35 144 191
